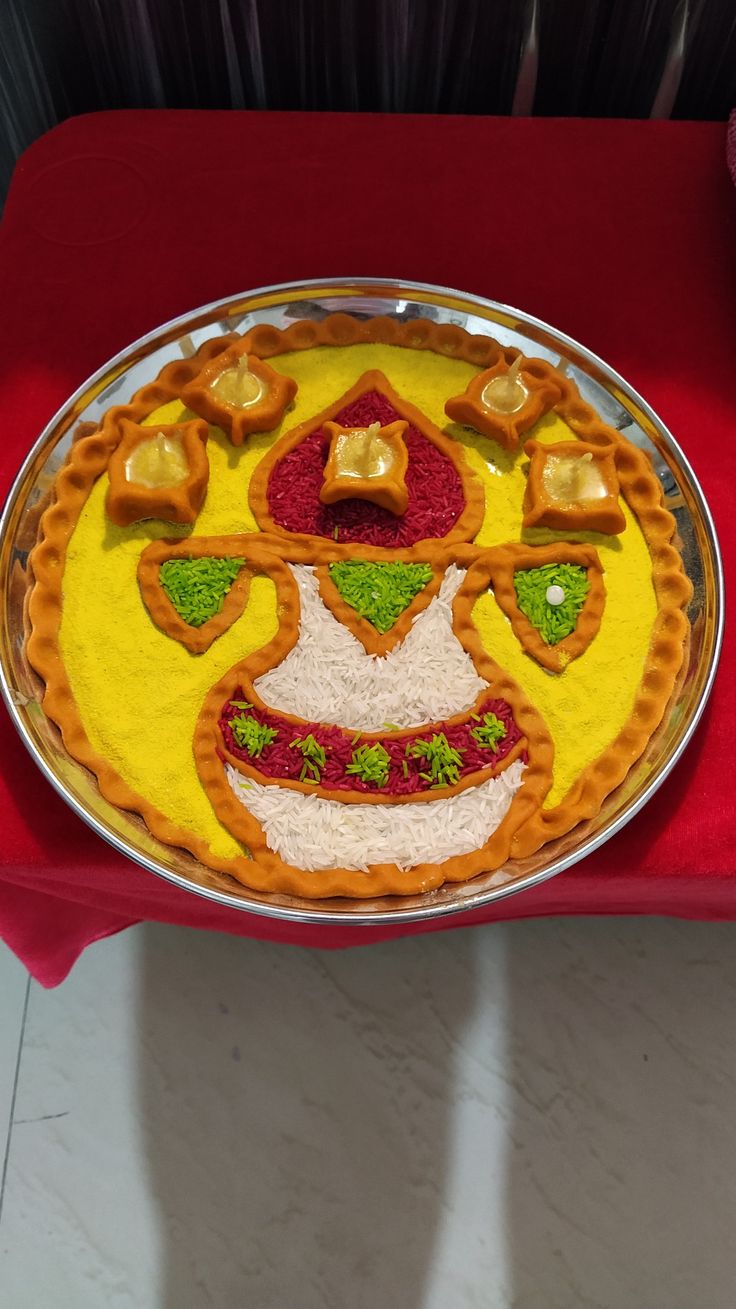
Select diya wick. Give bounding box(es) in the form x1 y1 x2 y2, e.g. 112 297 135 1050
481 355 529 415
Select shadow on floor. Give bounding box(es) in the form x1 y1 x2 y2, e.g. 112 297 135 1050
136 923 479 1308
504 916 736 1309
135 914 736 1306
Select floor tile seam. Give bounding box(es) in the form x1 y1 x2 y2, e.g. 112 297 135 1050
0 973 31 1230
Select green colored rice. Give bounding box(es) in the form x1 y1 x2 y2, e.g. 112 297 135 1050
470 712 507 751
513 563 589 645
328 560 434 633
406 732 464 788
346 742 391 788
230 714 278 757
160 556 244 627
289 733 327 784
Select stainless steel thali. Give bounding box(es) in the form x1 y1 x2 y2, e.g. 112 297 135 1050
0 278 724 925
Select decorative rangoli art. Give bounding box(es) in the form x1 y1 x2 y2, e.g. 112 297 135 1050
27 314 692 898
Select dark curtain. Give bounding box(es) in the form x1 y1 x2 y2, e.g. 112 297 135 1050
1 0 734 202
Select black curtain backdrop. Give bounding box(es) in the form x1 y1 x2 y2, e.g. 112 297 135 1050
1 0 734 201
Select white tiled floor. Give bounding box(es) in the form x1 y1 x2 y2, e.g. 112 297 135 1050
2 916 736 1307
0 946 28 1193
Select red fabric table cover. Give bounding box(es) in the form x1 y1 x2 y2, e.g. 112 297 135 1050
0 111 733 987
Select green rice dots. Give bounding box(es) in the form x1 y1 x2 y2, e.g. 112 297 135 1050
160 556 244 627
230 712 278 758
288 733 327 784
405 732 464 789
328 559 434 633
346 742 391 788
470 712 507 752
513 563 589 645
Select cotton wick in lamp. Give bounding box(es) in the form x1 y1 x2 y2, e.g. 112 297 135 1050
210 356 265 409
570 451 599 498
362 421 383 465
336 422 393 479
481 355 529 415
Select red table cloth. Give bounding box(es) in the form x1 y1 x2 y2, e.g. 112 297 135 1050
0 111 733 986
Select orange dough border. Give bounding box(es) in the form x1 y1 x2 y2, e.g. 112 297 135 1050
25 315 692 897
508 365 693 858
193 538 554 894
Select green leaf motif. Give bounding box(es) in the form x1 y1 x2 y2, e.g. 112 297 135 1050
513 563 589 646
160 556 244 627
328 560 434 633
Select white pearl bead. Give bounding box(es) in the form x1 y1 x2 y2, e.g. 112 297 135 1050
546 584 565 606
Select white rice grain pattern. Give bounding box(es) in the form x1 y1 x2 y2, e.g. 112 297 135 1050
254 564 487 731
226 758 526 873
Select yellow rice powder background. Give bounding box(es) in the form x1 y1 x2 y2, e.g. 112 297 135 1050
59 344 657 861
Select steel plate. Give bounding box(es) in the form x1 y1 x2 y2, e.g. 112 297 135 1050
0 278 724 925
